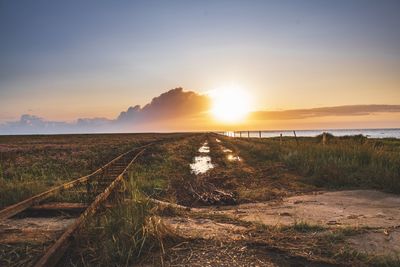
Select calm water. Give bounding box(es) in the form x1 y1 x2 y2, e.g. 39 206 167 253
223 129 400 139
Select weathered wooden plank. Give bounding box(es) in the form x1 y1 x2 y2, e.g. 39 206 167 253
29 202 89 212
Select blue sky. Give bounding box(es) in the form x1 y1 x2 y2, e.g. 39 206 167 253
0 0 399 128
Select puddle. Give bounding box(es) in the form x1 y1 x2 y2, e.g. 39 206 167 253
215 138 221 143
198 142 210 153
220 146 240 161
227 154 241 161
190 156 214 175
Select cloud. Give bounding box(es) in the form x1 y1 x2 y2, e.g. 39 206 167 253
1 88 400 135
250 105 400 120
0 88 211 134
0 114 71 134
116 87 211 123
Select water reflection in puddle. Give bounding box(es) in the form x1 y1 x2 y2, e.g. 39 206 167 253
216 138 221 143
191 141 214 174
220 145 241 162
227 154 241 161
198 142 210 153
190 156 214 174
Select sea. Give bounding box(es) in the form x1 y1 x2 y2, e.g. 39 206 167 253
222 129 400 139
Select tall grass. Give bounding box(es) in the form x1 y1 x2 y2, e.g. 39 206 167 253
0 133 170 209
66 172 166 266
63 135 202 266
230 136 400 193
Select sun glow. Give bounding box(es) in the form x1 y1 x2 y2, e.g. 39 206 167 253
210 86 252 123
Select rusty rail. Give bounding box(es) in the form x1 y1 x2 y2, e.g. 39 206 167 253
0 143 151 220
0 134 198 266
33 148 146 267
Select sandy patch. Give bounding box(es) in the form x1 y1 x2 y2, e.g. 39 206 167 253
163 216 246 241
0 217 76 243
348 228 400 256
212 190 400 228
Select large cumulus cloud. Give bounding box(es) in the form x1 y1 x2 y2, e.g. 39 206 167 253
117 87 210 123
0 88 211 134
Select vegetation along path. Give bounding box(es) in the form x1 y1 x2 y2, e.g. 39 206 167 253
1 133 400 266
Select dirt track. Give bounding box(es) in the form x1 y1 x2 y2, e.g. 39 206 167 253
213 190 400 228
157 136 400 266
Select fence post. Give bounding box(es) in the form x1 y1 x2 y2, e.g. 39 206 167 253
280 133 282 145
259 131 261 138
323 132 326 146
248 131 250 138
293 131 299 146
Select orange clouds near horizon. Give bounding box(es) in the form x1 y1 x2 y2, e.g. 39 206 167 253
1 88 400 135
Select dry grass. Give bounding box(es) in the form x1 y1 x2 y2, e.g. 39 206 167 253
222 135 400 194
0 133 178 209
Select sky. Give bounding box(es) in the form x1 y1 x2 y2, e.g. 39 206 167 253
0 0 400 133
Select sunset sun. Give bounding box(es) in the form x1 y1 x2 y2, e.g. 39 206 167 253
210 86 252 123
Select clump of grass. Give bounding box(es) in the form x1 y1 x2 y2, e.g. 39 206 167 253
290 221 325 232
0 178 48 208
367 254 400 267
67 172 168 266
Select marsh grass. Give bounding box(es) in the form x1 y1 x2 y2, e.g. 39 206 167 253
65 172 169 266
228 135 400 193
62 134 202 266
0 133 174 209
288 221 325 233
128 134 205 204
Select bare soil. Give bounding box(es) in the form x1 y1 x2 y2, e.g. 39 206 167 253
0 217 75 244
211 190 400 228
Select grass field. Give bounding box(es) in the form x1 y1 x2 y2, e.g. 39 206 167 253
226 135 400 193
1 133 400 266
0 133 181 208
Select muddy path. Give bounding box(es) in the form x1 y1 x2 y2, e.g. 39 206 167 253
149 134 400 266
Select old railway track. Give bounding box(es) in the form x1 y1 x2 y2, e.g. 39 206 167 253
0 143 152 267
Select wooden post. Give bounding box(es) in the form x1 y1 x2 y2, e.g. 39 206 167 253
323 132 326 146
259 131 261 138
248 131 250 138
293 131 299 146
240 131 242 138
280 133 282 145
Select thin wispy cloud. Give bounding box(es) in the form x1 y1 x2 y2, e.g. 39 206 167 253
250 105 400 120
